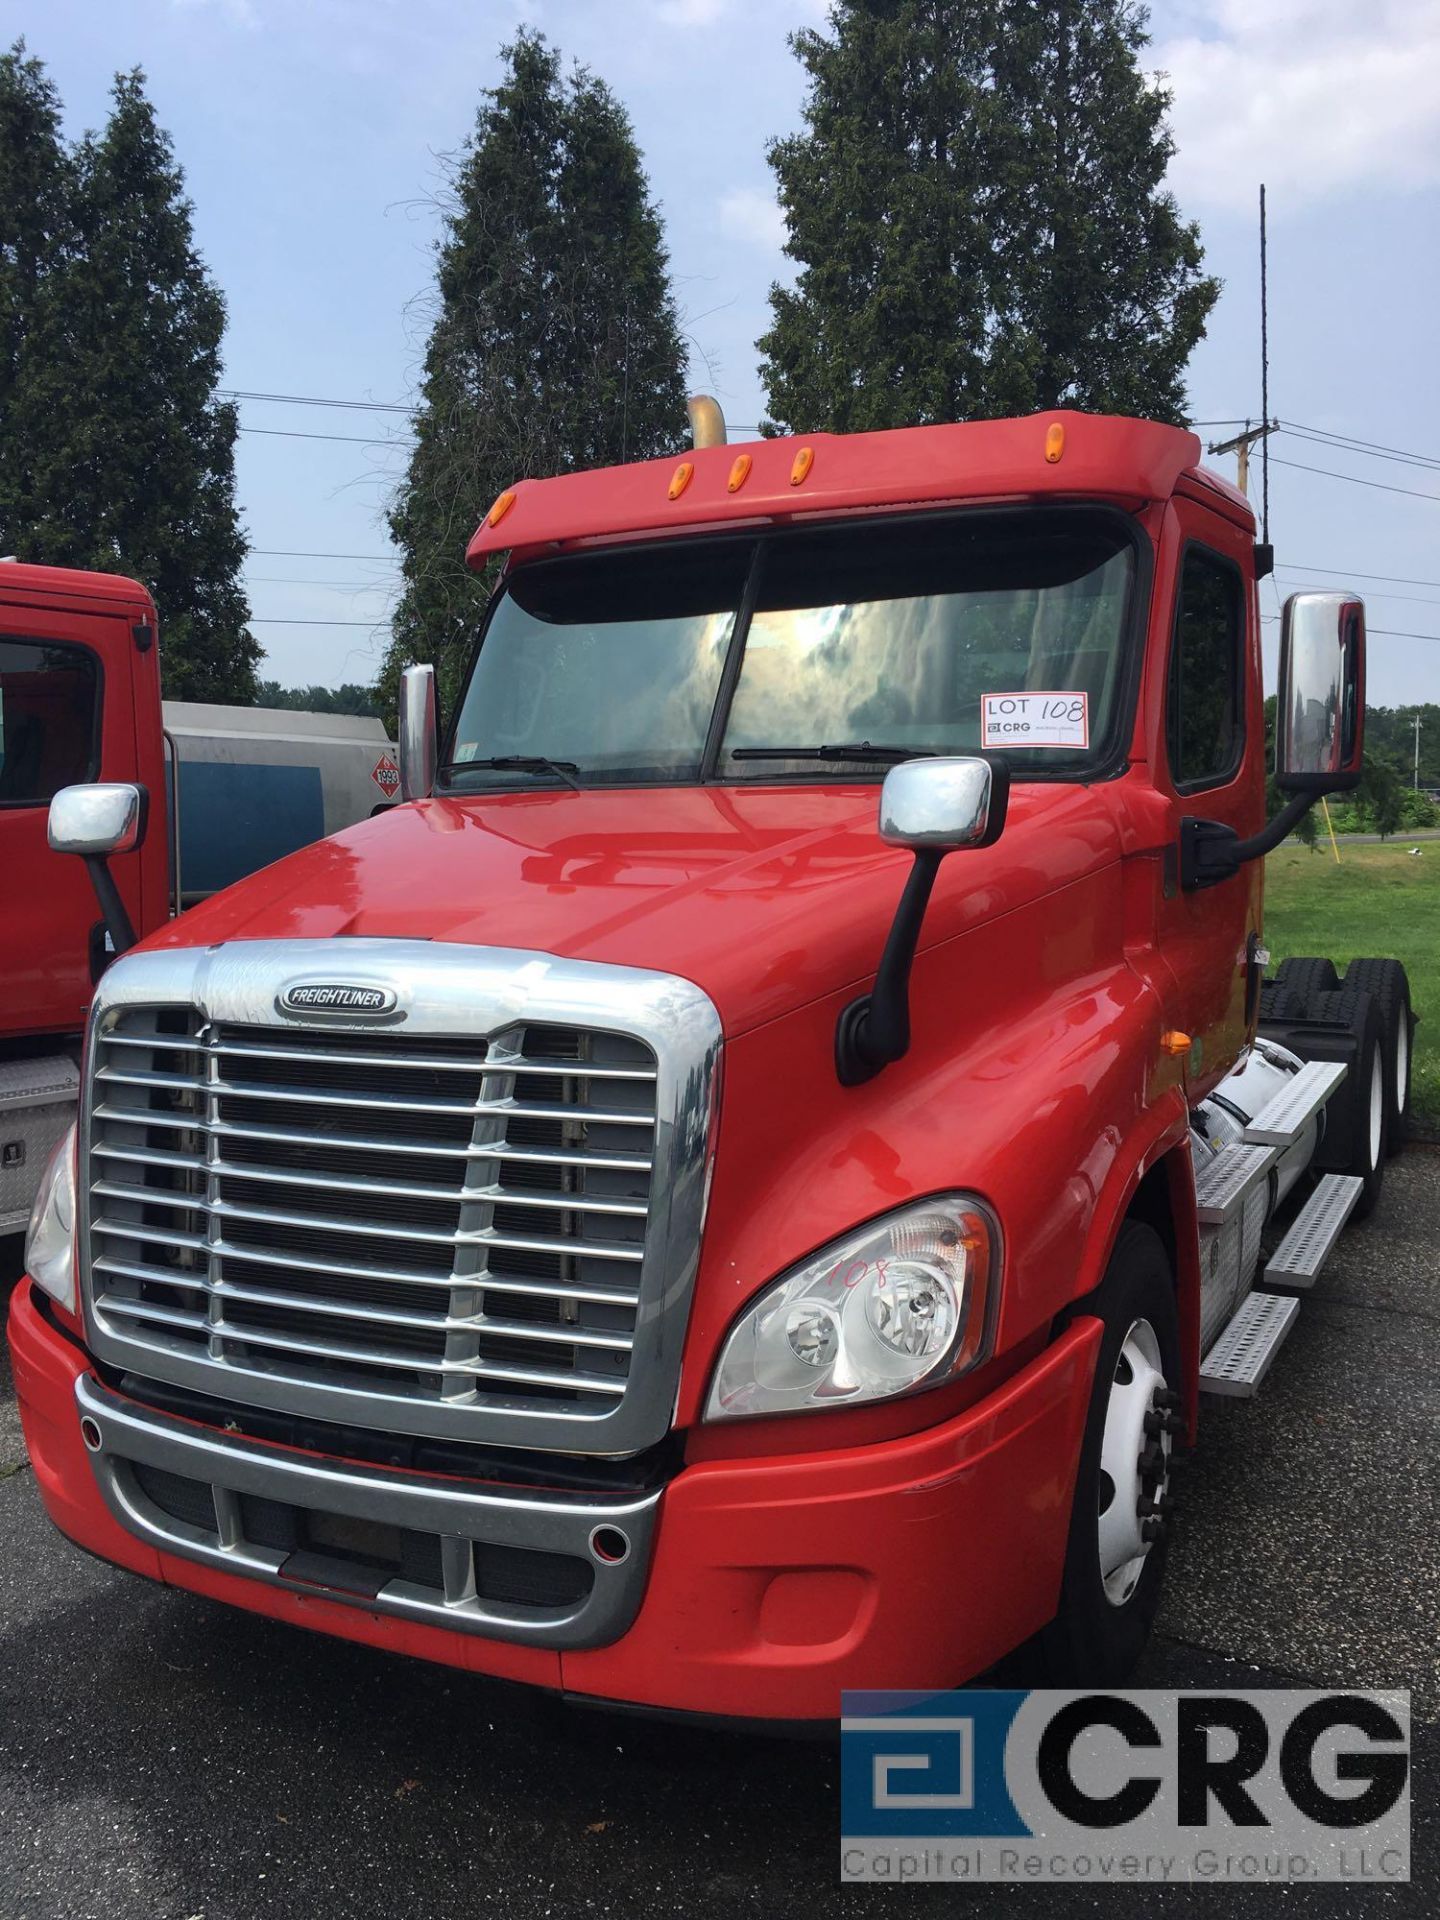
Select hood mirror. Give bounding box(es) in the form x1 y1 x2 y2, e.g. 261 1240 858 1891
879 755 1008 851
837 756 1010 1086
47 782 146 958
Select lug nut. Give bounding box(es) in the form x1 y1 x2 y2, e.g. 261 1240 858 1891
1137 1493 1176 1518
1137 1442 1165 1480
1155 1388 1182 1411
1141 1518 1165 1543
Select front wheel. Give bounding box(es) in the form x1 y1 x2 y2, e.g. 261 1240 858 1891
1041 1223 1181 1685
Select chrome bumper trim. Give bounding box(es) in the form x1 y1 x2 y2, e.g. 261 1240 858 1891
76 1374 660 1649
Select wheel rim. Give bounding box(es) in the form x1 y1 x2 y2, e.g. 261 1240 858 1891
1368 1046 1384 1170
1097 1317 1171 1607
1395 1016 1410 1112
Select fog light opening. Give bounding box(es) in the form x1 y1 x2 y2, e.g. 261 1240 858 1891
589 1525 631 1565
80 1416 103 1453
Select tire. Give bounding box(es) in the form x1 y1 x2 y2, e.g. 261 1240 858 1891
1345 959 1413 1155
1275 956 1341 999
1258 983 1308 1025
1304 988 1388 1216
1041 1223 1181 1686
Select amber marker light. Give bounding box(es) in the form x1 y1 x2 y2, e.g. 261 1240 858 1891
486 489 517 527
790 445 815 486
727 452 753 493
1161 1030 1192 1057
668 460 694 501
1044 422 1065 464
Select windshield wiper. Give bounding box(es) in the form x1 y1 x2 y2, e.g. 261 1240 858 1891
441 755 583 791
730 743 938 765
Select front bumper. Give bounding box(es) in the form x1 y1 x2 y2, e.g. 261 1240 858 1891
10 1281 1100 1721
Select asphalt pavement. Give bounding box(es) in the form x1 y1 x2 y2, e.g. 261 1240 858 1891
3 1153 1437 1919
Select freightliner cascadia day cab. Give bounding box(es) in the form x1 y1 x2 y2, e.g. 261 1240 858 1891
0 561 398 1237
10 408 1415 1719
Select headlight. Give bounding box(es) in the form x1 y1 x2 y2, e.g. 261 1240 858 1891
25 1123 78 1314
704 1195 997 1421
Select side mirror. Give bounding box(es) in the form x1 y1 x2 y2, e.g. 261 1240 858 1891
1275 592 1365 794
399 663 438 801
837 756 1010 1085
879 755 1009 851
47 782 145 956
48 782 143 856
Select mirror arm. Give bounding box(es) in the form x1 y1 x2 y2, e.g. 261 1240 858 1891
1180 792 1317 891
835 849 945 1086
82 853 138 955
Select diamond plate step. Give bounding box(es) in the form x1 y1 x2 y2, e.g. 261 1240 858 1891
1193 1141 1277 1225
1242 1058 1347 1145
1264 1173 1364 1289
1200 1290 1300 1397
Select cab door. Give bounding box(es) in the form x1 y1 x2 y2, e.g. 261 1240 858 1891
0 604 145 1036
1154 498 1265 1102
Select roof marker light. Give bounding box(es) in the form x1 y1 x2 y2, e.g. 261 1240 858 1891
790 446 814 487
486 489 517 527
668 460 694 501
727 452 752 494
1044 423 1065 464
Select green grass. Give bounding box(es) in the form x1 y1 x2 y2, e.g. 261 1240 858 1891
1264 841 1440 1125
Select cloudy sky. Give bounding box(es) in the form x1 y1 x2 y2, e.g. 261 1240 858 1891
13 0 1440 706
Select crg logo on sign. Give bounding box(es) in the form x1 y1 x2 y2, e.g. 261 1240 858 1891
279 982 398 1018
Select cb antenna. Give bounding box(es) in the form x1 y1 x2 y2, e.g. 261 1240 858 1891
1260 182 1270 550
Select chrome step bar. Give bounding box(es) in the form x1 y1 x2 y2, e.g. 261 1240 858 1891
1199 1290 1300 1397
1242 1058 1347 1145
1193 1141 1277 1225
1264 1173 1365 1289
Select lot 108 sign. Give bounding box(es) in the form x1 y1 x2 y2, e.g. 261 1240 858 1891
840 1690 1409 1884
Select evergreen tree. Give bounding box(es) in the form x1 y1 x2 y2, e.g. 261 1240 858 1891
382 33 688 711
0 43 74 543
2 66 255 702
760 0 1218 433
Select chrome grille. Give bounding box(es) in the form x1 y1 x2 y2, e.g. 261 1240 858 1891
87 1011 659 1419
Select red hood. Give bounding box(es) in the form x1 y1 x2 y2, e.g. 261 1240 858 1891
151 782 1123 1035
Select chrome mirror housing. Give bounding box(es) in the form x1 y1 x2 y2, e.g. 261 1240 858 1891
878 755 1008 852
48 783 143 857
399 663 438 801
1275 592 1365 794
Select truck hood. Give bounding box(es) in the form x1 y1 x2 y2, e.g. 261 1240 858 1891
153 781 1123 1036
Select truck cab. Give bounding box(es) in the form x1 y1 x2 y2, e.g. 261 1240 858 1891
0 565 167 1235
9 411 1389 1719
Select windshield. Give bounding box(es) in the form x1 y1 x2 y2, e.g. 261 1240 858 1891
442 510 1138 791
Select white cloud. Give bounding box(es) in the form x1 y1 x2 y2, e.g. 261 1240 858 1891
717 184 787 251
1156 0 1440 210
655 0 731 24
170 0 259 25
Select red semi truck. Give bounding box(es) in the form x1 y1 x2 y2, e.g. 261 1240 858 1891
8 409 1413 1719
0 562 397 1237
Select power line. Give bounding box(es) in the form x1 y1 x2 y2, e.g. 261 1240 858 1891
243 573 397 589
249 547 399 562
1268 456 1440 505
1280 421 1440 475
1276 562 1440 590
248 616 386 627
240 424 416 448
1261 615 1439 642
224 387 411 414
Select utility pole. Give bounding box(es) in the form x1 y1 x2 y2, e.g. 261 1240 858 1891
1209 419 1277 498
1415 712 1423 790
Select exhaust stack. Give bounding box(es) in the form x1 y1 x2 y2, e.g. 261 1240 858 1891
686 394 727 449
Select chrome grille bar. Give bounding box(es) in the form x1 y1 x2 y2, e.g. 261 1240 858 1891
78 939 719 1454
